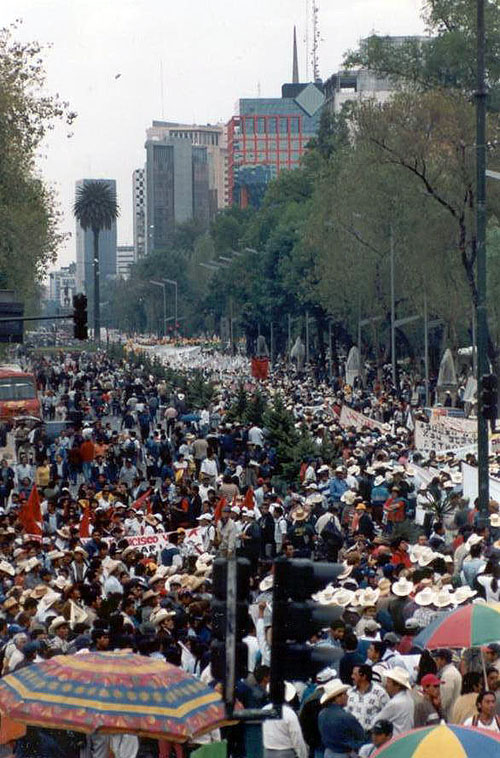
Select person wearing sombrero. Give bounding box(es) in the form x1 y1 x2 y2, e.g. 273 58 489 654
318 679 365 757
287 505 315 559
372 667 414 735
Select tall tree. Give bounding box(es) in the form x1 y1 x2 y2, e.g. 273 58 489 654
73 181 119 341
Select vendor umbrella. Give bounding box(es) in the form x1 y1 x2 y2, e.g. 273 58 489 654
0 651 230 742
372 724 500 757
413 602 500 649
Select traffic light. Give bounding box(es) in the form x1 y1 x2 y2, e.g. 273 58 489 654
481 373 498 427
210 557 251 702
73 294 88 340
270 558 345 705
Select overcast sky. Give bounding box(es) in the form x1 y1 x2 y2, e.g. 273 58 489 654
4 0 425 268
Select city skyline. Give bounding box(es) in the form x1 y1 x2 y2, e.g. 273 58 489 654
3 0 425 270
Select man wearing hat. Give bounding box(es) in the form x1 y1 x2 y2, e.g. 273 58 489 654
299 668 337 757
318 679 365 758
216 505 238 558
372 667 414 735
358 720 393 757
414 674 444 727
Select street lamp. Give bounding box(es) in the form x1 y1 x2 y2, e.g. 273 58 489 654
150 280 166 336
162 278 178 332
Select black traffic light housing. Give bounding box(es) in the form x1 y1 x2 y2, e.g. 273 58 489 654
73 294 88 340
480 372 498 430
210 557 251 704
270 558 345 705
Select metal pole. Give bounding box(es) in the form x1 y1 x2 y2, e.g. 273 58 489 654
224 556 237 715
358 295 362 385
174 281 178 333
424 290 430 407
472 305 477 376
270 321 274 367
162 284 167 337
305 311 310 364
390 226 396 387
288 313 292 357
328 319 333 380
476 0 489 512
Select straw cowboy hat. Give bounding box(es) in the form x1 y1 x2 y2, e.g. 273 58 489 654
357 588 380 607
151 608 176 626
290 505 309 522
331 588 355 607
414 587 435 607
195 553 214 573
312 586 338 605
385 667 411 690
0 561 14 577
338 564 353 581
490 514 500 528
374 475 386 487
320 678 350 704
49 616 69 634
392 578 414 597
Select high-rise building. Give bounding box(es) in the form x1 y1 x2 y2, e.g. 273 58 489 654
145 128 212 254
227 79 324 207
132 168 146 261
75 179 117 294
116 245 135 279
324 36 431 114
48 264 76 308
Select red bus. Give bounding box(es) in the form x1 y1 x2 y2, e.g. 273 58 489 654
0 365 41 420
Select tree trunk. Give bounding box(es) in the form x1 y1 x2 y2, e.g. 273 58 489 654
93 228 100 342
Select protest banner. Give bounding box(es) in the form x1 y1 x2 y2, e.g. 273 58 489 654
123 526 204 558
339 405 385 433
414 419 477 453
461 462 500 504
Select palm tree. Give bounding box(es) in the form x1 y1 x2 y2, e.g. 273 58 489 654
73 181 119 341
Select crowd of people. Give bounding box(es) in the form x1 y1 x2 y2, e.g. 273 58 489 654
0 347 497 758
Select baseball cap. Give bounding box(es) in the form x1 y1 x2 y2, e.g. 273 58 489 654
421 673 441 687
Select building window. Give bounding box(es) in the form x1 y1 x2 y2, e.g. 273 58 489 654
291 118 300 134
257 118 266 134
268 118 277 134
280 118 289 134
245 118 255 135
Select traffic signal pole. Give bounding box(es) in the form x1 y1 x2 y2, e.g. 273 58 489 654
476 0 489 512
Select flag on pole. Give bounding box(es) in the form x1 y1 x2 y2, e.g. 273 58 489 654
213 497 227 522
18 484 42 538
132 488 152 512
243 487 254 510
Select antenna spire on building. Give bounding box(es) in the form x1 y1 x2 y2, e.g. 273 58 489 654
293 26 299 83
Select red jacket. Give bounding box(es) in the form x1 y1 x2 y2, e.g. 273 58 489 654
79 440 95 463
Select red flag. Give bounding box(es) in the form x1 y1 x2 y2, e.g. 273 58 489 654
251 357 269 380
243 487 254 510
79 503 91 538
132 488 152 511
18 485 42 538
214 497 226 523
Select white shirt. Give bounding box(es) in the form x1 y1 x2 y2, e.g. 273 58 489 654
372 690 414 735
200 458 218 478
262 704 308 758
463 715 500 732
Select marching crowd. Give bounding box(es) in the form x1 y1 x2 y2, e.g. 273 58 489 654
0 348 498 757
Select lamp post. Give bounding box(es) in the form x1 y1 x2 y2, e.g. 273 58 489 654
476 0 489 512
162 278 178 334
150 280 166 336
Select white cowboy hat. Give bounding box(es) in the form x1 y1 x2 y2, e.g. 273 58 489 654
331 588 355 607
414 587 435 607
347 465 360 476
384 666 411 690
418 548 437 568
316 666 337 684
151 608 176 626
466 534 484 548
195 553 214 573
454 586 477 605
284 681 297 702
374 475 385 487
392 578 414 597
312 586 338 606
433 589 455 608
0 561 14 577
338 564 353 580
340 491 356 505
320 678 350 704
489 514 500 528
259 575 274 593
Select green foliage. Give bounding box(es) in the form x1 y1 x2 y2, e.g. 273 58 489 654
186 370 215 410
225 383 248 423
0 24 75 302
244 389 268 427
73 181 119 234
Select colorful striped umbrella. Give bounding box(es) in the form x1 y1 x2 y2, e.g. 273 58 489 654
0 652 230 741
413 602 500 649
373 724 500 757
